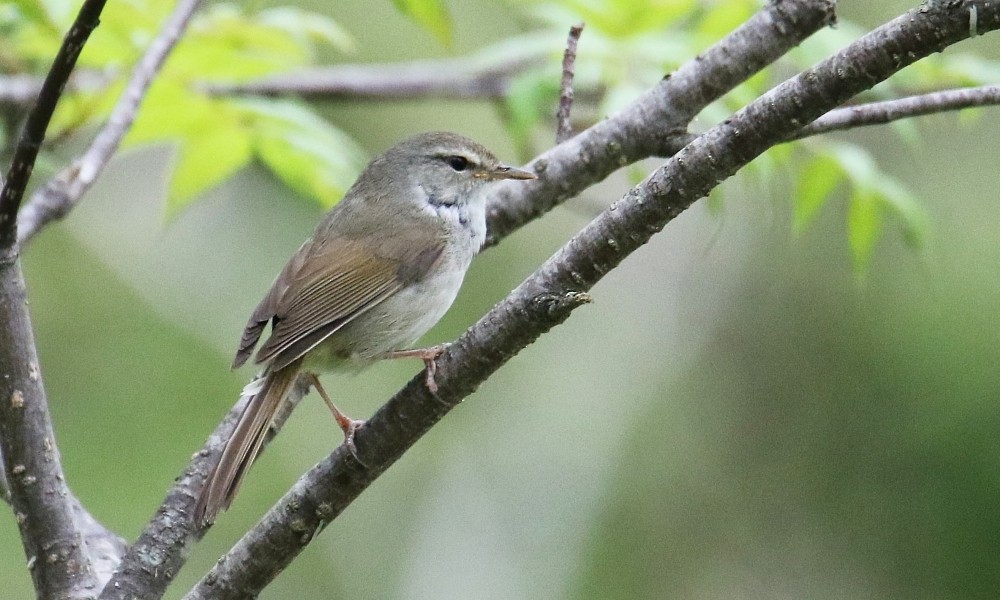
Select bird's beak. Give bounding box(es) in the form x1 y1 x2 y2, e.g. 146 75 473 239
481 165 537 180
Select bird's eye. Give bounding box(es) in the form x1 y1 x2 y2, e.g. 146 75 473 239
444 156 469 171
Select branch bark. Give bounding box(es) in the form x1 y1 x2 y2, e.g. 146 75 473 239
182 1 1000 597
556 23 584 143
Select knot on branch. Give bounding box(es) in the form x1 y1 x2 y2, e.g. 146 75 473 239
531 290 592 318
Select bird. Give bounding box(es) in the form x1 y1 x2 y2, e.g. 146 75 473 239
194 131 536 524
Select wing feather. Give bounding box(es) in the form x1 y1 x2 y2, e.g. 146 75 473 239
232 206 447 371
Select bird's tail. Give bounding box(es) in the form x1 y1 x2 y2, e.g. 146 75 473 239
194 358 302 524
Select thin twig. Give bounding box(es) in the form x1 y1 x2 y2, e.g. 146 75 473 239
0 71 113 109
204 54 543 100
0 447 9 503
788 84 1000 139
556 23 584 143
0 0 107 248
16 0 205 246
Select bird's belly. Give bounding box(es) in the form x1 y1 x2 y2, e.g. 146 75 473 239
303 261 468 372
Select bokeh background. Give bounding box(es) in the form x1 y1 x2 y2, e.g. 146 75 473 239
2 0 999 598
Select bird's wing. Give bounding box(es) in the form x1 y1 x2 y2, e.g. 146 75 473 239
234 233 444 371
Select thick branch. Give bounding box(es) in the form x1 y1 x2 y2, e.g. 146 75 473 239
183 1 1000 597
482 0 837 247
16 0 204 246
0 1 109 598
789 84 1000 139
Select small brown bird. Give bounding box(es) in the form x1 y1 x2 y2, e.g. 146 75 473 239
194 132 535 524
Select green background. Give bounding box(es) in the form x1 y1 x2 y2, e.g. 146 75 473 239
2 1 999 598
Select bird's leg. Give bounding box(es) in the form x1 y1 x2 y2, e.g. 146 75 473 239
381 343 450 393
308 373 364 460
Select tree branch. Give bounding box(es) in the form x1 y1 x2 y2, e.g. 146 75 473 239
556 23 584 143
0 0 109 598
789 84 1000 139
203 53 544 100
16 0 205 246
181 1 1000 597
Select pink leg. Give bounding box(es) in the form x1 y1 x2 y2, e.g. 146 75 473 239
308 373 364 457
381 343 450 393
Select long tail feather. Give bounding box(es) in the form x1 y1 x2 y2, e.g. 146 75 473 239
195 359 302 524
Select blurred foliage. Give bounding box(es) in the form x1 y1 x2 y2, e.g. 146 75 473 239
2 0 365 213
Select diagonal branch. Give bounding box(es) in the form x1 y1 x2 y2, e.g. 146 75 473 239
181 1 1000 597
16 0 205 246
788 84 1000 139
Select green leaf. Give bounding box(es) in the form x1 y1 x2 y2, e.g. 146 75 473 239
888 117 921 147
125 81 216 144
239 99 367 208
391 0 452 46
793 154 843 236
21 0 72 27
166 118 253 217
705 185 724 215
847 187 882 274
826 143 876 185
